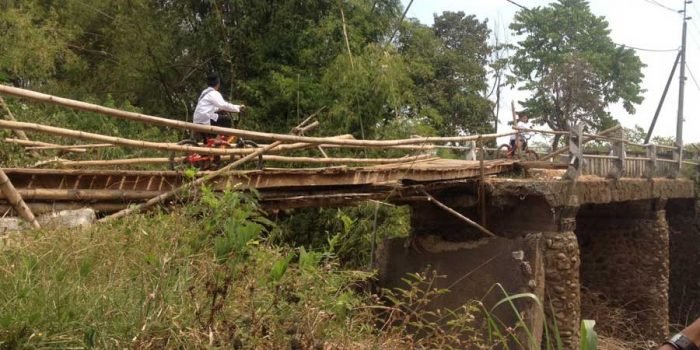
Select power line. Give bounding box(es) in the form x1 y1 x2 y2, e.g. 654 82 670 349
503 0 680 53
617 44 679 52
687 20 700 50
692 0 700 19
641 0 679 13
692 16 700 35
505 0 528 10
686 63 700 90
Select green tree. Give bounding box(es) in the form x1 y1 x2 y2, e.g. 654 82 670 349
399 12 494 136
0 1 496 146
510 0 645 149
0 2 79 86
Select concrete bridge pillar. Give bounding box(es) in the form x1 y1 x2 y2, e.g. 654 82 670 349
486 193 582 348
576 199 670 341
667 199 700 325
377 179 691 348
382 189 583 348
542 229 580 348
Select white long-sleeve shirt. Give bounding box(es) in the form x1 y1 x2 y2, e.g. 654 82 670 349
511 121 533 140
192 87 242 124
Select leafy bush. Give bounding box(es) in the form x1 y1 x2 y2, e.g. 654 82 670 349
272 203 410 269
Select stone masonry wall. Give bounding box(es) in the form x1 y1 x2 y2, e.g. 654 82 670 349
390 179 692 348
667 199 700 325
543 230 581 348
576 200 670 341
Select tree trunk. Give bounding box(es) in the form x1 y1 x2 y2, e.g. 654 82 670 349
552 134 562 152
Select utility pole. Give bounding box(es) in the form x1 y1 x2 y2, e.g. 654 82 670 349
646 51 681 144
677 0 691 165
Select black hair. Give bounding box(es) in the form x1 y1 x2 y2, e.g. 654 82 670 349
206 74 221 87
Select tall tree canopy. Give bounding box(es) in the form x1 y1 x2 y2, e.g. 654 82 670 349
510 0 645 144
399 12 494 136
0 0 497 144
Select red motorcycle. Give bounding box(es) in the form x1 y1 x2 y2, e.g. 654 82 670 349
169 112 262 171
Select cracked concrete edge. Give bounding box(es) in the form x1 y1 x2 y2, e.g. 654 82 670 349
487 178 695 208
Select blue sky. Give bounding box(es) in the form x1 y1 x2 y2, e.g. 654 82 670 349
401 0 699 143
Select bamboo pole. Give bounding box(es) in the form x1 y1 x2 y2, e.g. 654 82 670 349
515 127 570 136
317 146 329 158
650 143 681 150
39 154 434 167
0 168 41 229
298 143 437 150
6 136 355 150
539 125 622 161
26 143 114 151
420 190 495 238
0 119 329 156
0 84 515 147
0 96 32 142
4 138 88 153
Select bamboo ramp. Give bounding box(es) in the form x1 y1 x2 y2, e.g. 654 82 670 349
0 159 516 212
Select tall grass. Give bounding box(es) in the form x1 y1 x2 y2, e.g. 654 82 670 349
0 190 483 349
0 188 600 349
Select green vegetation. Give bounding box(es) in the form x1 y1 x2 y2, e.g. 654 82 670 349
0 0 497 143
273 204 410 269
0 190 558 349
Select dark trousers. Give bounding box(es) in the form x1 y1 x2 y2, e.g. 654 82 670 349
211 113 232 128
510 139 528 150
195 114 232 142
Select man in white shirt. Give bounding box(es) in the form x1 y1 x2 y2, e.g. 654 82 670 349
192 75 245 140
510 112 532 151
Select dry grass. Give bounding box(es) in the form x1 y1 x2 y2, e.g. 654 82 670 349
581 287 658 350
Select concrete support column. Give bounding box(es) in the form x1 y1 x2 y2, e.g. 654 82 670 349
487 196 582 349
576 200 670 341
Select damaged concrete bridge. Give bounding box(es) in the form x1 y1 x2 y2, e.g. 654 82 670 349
1 160 697 348
379 173 696 348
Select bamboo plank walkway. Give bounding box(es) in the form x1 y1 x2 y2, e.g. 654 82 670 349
0 159 516 213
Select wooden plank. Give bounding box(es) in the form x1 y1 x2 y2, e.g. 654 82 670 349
2 160 515 192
